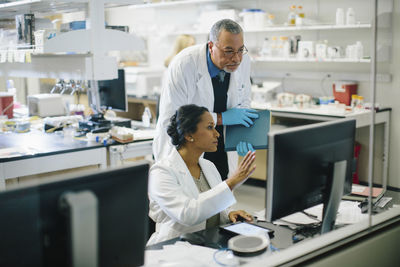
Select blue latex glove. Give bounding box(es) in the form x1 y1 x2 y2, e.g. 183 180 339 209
221 108 259 127
236 141 255 157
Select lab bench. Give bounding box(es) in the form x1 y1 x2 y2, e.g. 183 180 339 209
250 105 391 191
0 131 107 190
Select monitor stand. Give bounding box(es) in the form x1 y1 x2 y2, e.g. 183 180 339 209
59 191 98 267
321 160 347 234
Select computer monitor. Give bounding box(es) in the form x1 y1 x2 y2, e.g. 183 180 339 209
98 69 128 112
0 163 149 267
266 119 355 234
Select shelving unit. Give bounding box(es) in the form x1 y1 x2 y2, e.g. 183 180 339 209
172 23 372 36
0 0 145 80
253 57 371 63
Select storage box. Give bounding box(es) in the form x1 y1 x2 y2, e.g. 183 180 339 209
27 94 66 117
332 81 358 106
0 92 14 119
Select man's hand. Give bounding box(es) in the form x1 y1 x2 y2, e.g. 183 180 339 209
221 108 259 127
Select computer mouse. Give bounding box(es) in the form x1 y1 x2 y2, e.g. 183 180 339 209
179 232 205 246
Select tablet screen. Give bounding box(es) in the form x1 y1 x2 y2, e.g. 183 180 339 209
222 222 272 236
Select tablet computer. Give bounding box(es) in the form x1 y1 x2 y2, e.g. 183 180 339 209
220 222 274 237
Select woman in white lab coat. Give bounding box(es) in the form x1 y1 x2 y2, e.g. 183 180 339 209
148 104 256 245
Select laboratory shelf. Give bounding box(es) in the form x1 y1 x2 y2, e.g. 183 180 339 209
171 23 372 36
0 53 118 80
252 57 371 63
0 0 135 18
128 0 234 9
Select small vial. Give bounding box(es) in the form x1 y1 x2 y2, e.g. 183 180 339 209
288 5 297 26
357 96 364 109
351 94 358 108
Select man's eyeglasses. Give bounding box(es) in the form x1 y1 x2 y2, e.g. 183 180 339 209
214 44 248 57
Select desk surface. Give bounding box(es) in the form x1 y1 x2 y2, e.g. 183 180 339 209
147 189 400 252
0 131 104 163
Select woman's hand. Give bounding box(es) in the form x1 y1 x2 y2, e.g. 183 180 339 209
229 210 253 223
226 151 256 190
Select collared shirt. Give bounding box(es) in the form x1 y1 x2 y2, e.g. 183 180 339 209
206 45 222 79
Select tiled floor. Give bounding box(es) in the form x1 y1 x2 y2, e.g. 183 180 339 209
232 183 266 215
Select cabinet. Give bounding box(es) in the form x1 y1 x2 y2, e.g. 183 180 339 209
0 0 145 81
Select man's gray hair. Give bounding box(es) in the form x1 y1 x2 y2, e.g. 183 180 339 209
209 19 243 43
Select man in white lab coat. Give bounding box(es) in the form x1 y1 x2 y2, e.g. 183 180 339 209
154 19 258 179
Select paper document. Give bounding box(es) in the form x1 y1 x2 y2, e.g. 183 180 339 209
351 184 383 198
145 241 219 267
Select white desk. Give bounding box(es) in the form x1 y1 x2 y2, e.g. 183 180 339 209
0 132 107 190
252 103 391 191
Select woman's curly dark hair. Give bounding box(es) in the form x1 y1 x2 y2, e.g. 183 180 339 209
167 104 208 148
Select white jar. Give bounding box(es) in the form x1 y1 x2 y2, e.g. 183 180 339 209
355 41 363 59
346 8 356 25
336 8 345 25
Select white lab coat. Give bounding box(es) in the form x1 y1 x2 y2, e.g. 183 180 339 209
147 148 236 245
153 43 252 177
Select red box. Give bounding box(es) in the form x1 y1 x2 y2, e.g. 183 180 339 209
0 93 14 119
332 81 358 106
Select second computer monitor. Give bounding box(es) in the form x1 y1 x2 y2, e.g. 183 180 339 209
266 119 355 233
98 69 127 112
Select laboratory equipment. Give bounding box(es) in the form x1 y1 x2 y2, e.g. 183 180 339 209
0 163 149 266
0 92 14 119
266 119 355 234
332 81 358 106
27 93 66 117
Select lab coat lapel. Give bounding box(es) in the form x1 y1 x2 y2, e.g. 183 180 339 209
169 149 199 197
198 159 219 189
227 71 241 108
196 45 214 112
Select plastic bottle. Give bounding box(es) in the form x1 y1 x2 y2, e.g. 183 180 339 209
270 36 278 57
297 5 305 18
296 5 305 26
288 5 297 26
351 94 358 108
6 79 17 103
260 37 271 57
142 107 152 127
336 8 345 25
346 7 356 25
355 41 363 59
281 36 291 58
357 96 364 109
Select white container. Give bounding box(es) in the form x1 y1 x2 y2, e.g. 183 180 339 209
336 8 345 25
355 41 363 59
241 9 266 30
27 94 66 117
316 42 328 59
346 8 356 25
298 41 314 58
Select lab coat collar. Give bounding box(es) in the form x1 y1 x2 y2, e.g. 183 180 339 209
167 148 220 194
166 148 201 197
206 45 220 78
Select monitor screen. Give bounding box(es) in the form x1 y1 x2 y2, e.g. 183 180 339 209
98 69 127 112
266 119 355 233
0 163 149 267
